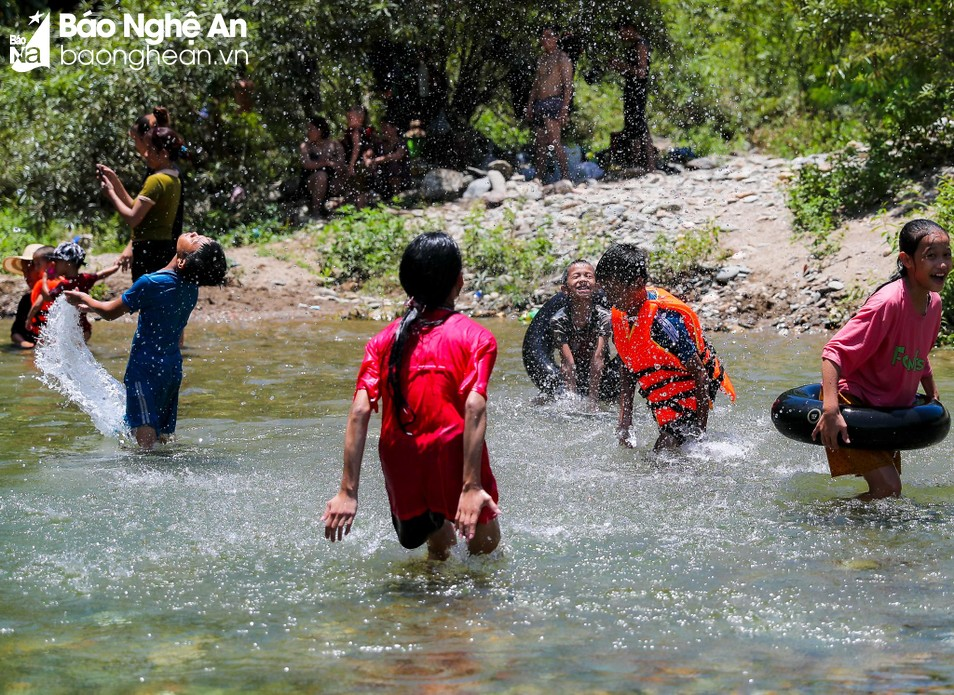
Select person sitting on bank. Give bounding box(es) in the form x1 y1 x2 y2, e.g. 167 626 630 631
300 116 344 218
549 260 614 407
365 121 410 200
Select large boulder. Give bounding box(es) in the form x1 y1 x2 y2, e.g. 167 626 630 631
420 168 472 202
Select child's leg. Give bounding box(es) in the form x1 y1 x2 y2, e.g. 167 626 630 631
467 518 501 555
426 520 457 561
860 463 902 500
134 425 159 450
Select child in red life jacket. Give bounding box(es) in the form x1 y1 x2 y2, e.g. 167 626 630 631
595 243 736 450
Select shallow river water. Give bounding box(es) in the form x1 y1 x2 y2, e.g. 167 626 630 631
2 318 954 693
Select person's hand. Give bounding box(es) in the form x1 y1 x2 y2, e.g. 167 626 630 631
559 107 569 125
455 486 498 541
524 104 533 123
64 289 92 312
609 57 625 71
117 248 132 271
617 427 633 448
812 407 849 450
322 491 357 542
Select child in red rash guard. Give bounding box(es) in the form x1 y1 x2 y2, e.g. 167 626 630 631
323 232 501 560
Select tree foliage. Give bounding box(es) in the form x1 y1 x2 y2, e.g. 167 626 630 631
1 0 952 242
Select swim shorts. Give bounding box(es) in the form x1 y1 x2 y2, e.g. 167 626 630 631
124 372 181 435
534 96 564 126
824 392 901 477
658 414 702 445
391 505 498 550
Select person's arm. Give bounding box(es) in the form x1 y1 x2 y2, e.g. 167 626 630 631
455 390 499 541
683 351 710 432
618 367 635 447
558 343 577 394
64 290 130 321
300 142 319 170
921 361 940 401
117 241 133 272
25 292 44 325
94 264 121 280
586 335 607 406
525 63 540 120
559 54 574 124
101 176 156 229
97 164 134 208
637 41 650 79
812 357 849 449
371 144 407 167
323 390 372 542
347 131 362 175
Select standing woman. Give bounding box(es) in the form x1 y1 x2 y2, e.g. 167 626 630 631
97 126 185 281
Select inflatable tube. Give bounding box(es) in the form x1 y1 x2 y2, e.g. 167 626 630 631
771 383 950 450
522 292 622 401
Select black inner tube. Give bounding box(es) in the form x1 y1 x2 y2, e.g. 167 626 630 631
771 383 950 451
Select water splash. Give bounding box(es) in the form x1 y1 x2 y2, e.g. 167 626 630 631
34 298 128 438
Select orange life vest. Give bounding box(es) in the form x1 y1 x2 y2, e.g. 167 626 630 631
612 288 736 427
29 277 62 336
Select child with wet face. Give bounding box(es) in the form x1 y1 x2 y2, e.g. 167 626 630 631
595 243 736 451
550 259 614 406
812 219 951 499
324 232 501 560
65 233 227 450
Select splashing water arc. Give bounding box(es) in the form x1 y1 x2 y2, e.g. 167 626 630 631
34 298 128 438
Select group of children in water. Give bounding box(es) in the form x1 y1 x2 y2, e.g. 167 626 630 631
4 112 950 558
324 219 951 560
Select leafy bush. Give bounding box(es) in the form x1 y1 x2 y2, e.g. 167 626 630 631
316 206 422 289
461 206 556 307
787 145 900 256
650 223 725 282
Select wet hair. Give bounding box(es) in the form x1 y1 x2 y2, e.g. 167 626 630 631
595 243 649 286
132 106 170 137
896 219 949 278
179 240 227 286
309 116 330 139
562 259 594 285
387 232 462 433
866 219 949 300
148 126 186 162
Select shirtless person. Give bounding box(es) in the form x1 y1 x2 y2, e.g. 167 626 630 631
525 26 573 184
300 116 344 217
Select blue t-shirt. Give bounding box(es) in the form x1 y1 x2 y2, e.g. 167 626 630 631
121 269 198 379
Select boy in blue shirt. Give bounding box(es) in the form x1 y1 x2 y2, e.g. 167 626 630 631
65 232 227 449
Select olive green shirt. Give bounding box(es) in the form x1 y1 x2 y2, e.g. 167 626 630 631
134 170 181 242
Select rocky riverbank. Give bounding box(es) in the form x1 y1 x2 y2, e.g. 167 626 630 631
2 149 926 333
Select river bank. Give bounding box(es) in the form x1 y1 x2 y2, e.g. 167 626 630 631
1 150 937 334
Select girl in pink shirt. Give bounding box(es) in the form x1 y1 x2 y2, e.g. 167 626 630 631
323 232 501 560
813 219 951 499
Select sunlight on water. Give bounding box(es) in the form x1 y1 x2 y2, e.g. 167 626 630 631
33 298 128 438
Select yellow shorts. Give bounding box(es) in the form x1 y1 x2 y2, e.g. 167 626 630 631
824 391 901 478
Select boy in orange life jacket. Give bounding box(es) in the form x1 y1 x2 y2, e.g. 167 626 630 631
595 243 736 450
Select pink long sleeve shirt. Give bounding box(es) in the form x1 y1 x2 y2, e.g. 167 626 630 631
822 278 941 408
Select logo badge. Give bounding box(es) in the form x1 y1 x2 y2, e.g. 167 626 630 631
10 12 51 72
